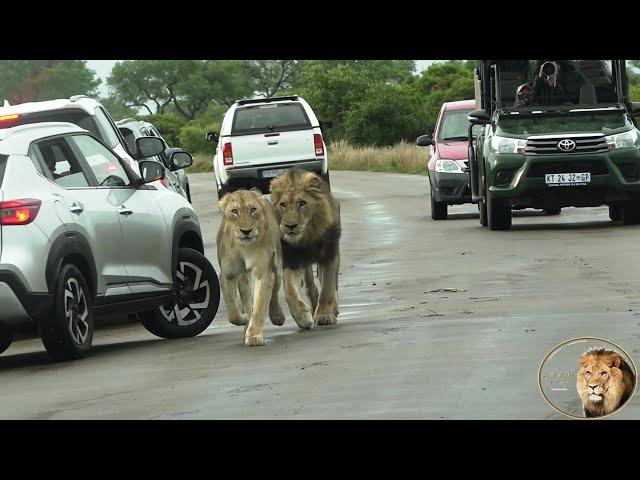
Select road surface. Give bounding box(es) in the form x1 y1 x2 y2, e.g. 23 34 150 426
1 171 638 419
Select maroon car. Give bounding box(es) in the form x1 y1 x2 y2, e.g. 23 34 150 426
417 99 478 220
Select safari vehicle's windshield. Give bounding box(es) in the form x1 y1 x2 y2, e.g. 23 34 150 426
496 111 634 138
491 60 620 111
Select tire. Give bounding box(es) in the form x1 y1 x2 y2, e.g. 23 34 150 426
609 204 623 222
478 199 488 227
430 191 448 220
487 193 512 230
217 184 230 201
0 324 13 355
40 264 94 361
544 208 561 215
139 248 220 339
185 182 192 203
621 201 640 225
321 172 331 191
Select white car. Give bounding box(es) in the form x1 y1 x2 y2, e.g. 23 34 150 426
0 96 138 170
0 122 220 361
207 95 332 199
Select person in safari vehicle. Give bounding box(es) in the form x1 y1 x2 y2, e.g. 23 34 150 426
532 60 587 106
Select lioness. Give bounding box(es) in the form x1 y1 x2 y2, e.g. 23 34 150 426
270 168 341 328
576 347 636 418
217 189 285 346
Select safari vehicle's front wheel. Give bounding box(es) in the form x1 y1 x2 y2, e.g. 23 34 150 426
487 193 512 231
620 200 640 225
544 208 561 215
41 264 94 361
139 248 220 339
0 324 13 355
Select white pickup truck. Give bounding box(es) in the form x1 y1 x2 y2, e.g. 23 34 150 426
208 95 332 199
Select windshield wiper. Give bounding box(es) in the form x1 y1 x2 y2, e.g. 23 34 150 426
441 136 469 141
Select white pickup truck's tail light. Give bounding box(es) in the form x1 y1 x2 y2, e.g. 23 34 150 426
314 134 324 157
223 142 234 166
0 198 42 225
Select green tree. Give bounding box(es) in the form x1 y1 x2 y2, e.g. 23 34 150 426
0 60 100 104
407 60 475 134
297 60 416 141
99 96 139 120
344 83 425 146
107 60 255 120
249 60 303 97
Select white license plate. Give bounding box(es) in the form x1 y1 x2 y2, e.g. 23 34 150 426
262 168 289 179
545 172 591 186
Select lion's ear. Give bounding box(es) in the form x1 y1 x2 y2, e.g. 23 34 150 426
218 195 229 213
250 187 263 197
607 354 622 369
303 172 325 195
579 354 590 367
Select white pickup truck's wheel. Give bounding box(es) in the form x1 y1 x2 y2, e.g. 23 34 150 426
139 248 220 339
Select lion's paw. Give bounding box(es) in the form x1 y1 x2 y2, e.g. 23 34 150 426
314 310 337 326
270 308 286 326
244 334 265 346
229 313 250 326
293 310 314 330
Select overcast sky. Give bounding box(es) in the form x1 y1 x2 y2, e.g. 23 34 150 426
86 60 438 96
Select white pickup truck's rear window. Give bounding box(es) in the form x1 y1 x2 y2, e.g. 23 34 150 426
232 103 311 135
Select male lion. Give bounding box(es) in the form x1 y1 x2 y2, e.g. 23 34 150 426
269 168 341 328
217 189 285 346
576 347 636 418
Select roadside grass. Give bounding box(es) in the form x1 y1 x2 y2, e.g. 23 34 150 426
187 140 428 176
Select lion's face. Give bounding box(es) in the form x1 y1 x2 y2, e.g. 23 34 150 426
270 169 331 246
577 352 622 404
219 190 264 245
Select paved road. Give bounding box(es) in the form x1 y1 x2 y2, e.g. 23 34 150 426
1 171 638 419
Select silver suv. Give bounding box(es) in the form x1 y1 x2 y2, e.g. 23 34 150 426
0 122 220 361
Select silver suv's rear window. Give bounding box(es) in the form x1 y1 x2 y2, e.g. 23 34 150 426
231 102 311 136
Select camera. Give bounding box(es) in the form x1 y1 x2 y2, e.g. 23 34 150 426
542 61 557 77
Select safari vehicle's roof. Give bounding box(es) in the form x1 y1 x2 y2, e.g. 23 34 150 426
0 122 86 155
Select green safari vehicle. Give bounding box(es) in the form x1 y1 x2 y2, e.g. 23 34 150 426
467 60 640 230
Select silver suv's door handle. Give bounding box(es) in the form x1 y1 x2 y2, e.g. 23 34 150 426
69 202 84 214
117 206 134 216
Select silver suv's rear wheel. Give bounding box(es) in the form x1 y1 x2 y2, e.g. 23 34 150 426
41 264 94 361
0 324 13 355
139 248 220 339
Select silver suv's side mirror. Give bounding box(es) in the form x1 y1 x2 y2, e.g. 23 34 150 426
170 151 193 171
206 131 219 143
138 160 166 184
136 137 165 158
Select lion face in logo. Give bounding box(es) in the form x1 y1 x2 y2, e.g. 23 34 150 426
576 347 636 417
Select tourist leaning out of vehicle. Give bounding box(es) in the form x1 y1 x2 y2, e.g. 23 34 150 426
532 60 586 106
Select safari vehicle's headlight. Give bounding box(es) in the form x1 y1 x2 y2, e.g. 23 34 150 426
606 129 640 150
490 135 526 154
435 159 464 173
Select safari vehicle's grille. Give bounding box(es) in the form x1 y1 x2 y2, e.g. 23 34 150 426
525 134 608 155
528 160 609 178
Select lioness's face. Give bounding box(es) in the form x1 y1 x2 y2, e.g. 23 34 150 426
578 355 620 403
219 190 263 244
274 190 314 245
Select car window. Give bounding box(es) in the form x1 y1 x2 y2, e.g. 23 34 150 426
94 107 120 149
232 102 311 135
70 134 130 187
36 137 91 188
27 145 46 176
439 110 472 141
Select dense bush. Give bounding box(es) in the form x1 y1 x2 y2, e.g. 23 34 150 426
178 119 220 155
